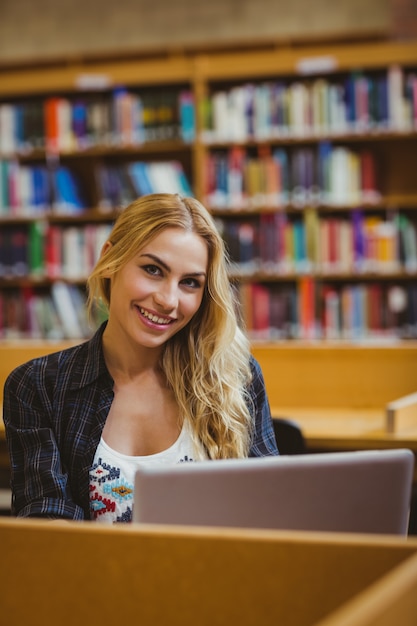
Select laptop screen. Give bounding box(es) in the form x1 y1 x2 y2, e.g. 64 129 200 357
133 449 414 535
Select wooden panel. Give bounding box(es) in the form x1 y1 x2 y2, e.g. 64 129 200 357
0 56 194 96
386 392 417 434
0 341 79 404
1 40 417 96
317 551 417 626
1 340 416 411
1 519 417 626
196 41 417 80
252 342 417 409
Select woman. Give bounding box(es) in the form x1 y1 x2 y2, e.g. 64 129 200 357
4 193 278 523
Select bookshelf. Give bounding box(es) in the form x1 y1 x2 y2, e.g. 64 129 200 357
0 37 417 344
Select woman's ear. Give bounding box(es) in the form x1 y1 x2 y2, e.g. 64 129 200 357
101 240 112 257
101 241 113 277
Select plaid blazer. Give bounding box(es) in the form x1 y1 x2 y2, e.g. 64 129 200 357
3 323 278 521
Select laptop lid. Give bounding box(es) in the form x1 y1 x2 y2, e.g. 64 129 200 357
133 449 414 535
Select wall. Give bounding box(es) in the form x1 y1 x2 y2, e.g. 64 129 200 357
0 0 392 64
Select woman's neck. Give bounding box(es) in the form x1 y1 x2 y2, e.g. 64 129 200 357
102 325 163 382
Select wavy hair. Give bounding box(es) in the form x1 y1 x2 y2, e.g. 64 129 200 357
87 193 253 459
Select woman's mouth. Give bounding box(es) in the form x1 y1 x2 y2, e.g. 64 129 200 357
138 306 174 326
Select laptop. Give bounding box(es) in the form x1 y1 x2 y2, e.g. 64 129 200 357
133 449 414 535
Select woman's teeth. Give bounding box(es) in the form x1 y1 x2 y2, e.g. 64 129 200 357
140 308 171 325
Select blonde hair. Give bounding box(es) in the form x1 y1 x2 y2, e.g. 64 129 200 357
87 193 253 458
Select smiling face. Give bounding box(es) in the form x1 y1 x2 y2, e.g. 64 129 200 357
104 227 209 355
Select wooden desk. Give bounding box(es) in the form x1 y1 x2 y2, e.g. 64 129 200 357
271 407 417 453
271 407 417 494
1 518 417 626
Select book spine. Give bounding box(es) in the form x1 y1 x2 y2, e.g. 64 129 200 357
50 281 83 339
179 90 196 143
28 221 46 277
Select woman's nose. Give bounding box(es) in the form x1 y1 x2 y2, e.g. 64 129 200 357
153 284 178 310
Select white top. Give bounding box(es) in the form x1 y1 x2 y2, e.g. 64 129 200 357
89 423 199 523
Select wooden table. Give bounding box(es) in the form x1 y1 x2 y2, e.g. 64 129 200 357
271 406 417 453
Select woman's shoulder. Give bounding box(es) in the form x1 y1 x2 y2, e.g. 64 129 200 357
5 340 87 390
247 354 268 399
5 323 106 391
249 354 264 379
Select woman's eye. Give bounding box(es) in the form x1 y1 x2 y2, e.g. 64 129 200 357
143 264 161 276
182 277 202 289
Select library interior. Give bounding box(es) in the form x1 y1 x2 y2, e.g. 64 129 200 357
1 0 417 624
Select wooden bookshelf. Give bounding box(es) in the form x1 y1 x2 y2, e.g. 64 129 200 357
0 37 417 346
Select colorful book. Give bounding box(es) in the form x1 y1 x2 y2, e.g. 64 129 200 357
52 166 85 213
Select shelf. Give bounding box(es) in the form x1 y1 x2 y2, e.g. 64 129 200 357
0 37 416 346
0 277 88 288
229 270 417 282
4 139 193 161
202 130 417 147
210 196 417 215
0 55 195 97
196 40 417 80
0 209 120 224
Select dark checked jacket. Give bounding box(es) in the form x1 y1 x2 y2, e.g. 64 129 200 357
3 322 278 521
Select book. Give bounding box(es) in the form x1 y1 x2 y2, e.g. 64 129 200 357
261 149 281 207
52 166 85 213
10 226 28 277
71 100 89 149
45 224 62 278
236 282 253 334
367 283 384 337
51 281 84 339
0 160 9 214
360 150 380 203
321 285 341 340
44 97 61 152
292 219 307 273
290 148 315 206
179 90 195 143
171 161 193 196
128 160 192 197
288 81 310 136
298 275 316 339
28 221 46 277
251 282 271 339
237 222 258 271
0 104 16 154
211 91 231 141
352 209 366 272
61 227 84 279
253 83 272 139
227 146 246 208
272 148 290 205
259 213 277 268
269 285 294 339
304 208 320 271
112 165 138 206
397 214 417 272
66 284 91 337
388 65 406 130
32 165 50 211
